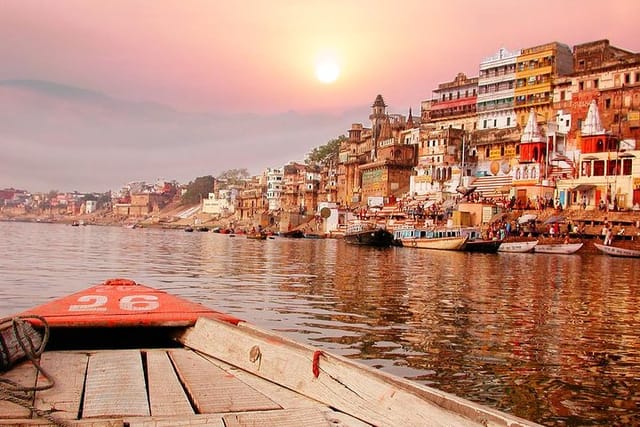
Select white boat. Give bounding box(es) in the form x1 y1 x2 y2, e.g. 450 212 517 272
594 243 640 258
534 242 583 254
394 227 468 250
498 240 538 253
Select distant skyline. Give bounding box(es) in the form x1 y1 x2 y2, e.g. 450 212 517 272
2 0 639 192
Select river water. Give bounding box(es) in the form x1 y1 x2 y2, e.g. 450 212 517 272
1 221 638 425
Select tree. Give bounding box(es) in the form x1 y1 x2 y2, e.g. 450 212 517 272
181 176 216 205
305 135 345 165
216 169 250 187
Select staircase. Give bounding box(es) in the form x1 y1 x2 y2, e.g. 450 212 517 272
468 175 513 199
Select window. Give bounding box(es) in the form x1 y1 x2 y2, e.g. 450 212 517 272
493 119 497 127
625 73 631 84
579 81 584 90
593 160 605 176
593 79 599 89
560 91 565 101
507 117 511 126
485 147 490 158
483 119 488 129
605 98 611 109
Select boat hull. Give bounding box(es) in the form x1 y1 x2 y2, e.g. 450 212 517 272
400 236 467 250
498 240 538 253
533 243 583 254
463 239 502 253
594 243 640 258
344 228 394 247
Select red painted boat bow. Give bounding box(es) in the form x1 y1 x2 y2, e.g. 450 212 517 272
18 278 241 328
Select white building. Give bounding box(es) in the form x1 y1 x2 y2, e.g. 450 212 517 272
477 47 520 130
265 167 284 211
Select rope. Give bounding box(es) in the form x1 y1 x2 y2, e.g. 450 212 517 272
0 315 71 427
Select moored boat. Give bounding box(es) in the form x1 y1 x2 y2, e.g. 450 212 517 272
533 242 583 254
463 238 503 253
498 240 538 253
246 232 268 240
393 227 468 250
0 278 538 426
278 229 305 238
343 220 394 247
594 243 640 258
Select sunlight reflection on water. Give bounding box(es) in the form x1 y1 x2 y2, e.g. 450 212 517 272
1 221 639 425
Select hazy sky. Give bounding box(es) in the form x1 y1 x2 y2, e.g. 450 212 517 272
1 0 639 193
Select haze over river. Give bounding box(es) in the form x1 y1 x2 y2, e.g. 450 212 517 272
1 221 639 425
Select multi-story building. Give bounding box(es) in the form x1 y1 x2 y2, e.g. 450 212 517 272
477 47 520 130
337 123 373 207
265 167 284 211
416 73 478 199
555 100 640 209
337 95 416 207
551 40 640 208
423 72 478 131
281 162 308 213
514 42 573 127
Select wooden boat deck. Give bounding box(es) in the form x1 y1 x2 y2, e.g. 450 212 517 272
1 346 367 426
1 279 538 426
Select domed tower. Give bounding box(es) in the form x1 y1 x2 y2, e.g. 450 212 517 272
369 94 388 159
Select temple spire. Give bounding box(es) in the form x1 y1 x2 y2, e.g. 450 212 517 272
581 100 605 136
520 109 544 143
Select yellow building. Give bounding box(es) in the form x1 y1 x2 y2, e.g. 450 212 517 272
514 42 573 126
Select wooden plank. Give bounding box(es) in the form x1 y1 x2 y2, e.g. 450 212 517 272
198 354 371 427
223 407 335 427
0 359 37 418
126 414 224 427
34 351 88 420
168 349 280 414
199 353 327 410
83 350 150 418
146 350 194 416
178 318 540 427
0 420 123 426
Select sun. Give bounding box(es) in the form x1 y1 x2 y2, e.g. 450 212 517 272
315 59 340 84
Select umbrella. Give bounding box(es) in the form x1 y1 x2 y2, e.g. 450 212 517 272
544 215 565 224
517 214 537 224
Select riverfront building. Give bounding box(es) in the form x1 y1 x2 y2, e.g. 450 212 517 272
234 38 640 224
331 38 640 215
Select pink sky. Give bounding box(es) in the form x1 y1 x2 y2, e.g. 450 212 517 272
1 0 639 192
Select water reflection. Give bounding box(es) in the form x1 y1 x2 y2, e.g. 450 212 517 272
1 221 638 425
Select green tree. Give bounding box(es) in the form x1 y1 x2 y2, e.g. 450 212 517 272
306 135 345 165
181 176 216 205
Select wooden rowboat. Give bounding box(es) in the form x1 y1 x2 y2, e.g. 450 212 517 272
498 240 538 253
533 242 583 254
594 243 640 258
0 278 538 426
